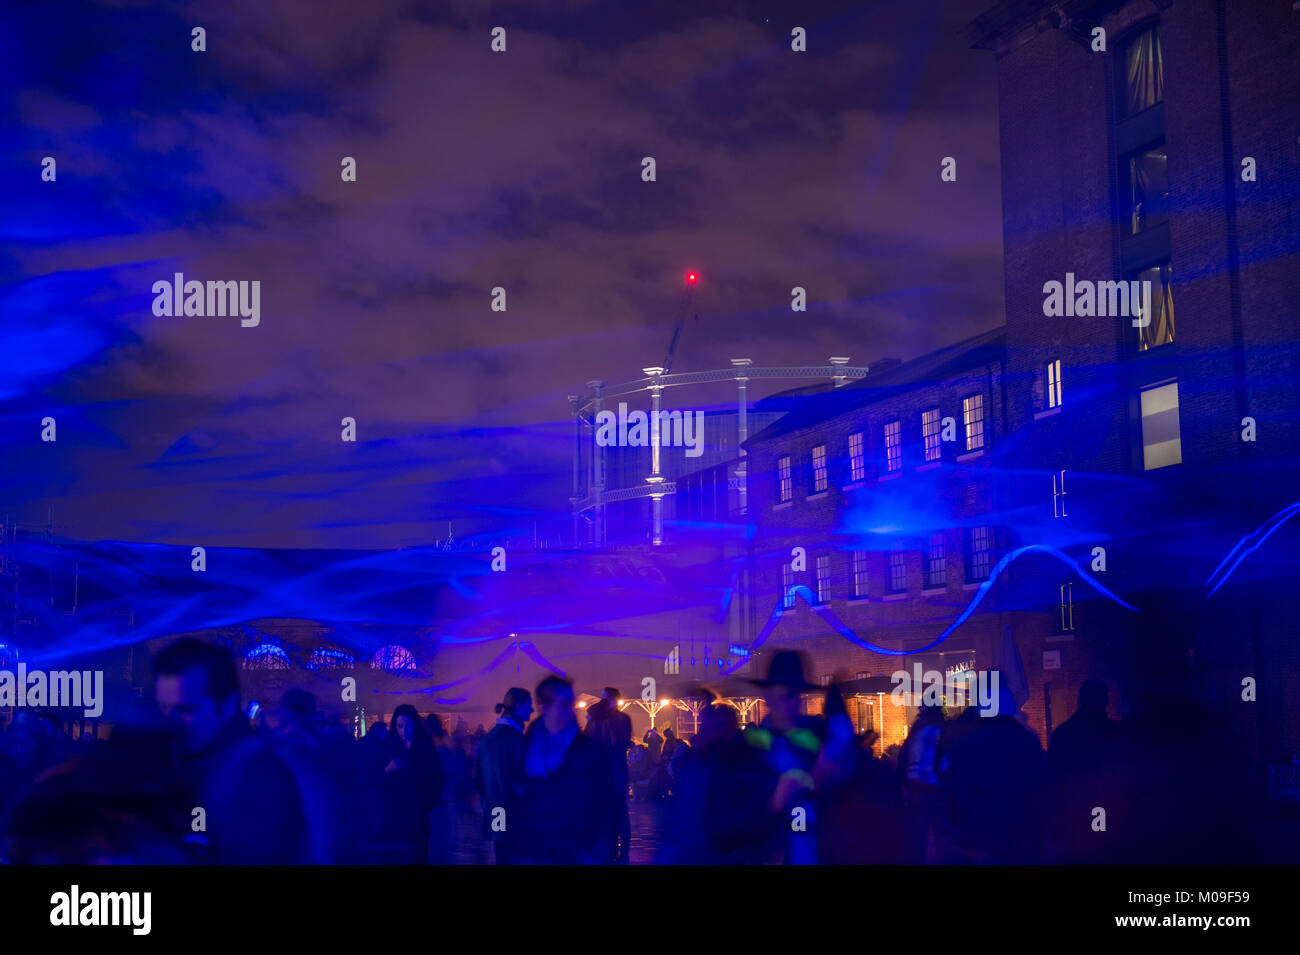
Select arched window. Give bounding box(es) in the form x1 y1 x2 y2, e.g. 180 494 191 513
371 645 415 672
243 643 290 670
307 648 355 670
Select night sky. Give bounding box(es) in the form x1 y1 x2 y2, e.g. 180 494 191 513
3 0 1003 550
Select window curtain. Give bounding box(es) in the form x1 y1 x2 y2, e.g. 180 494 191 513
1129 148 1169 233
1139 263 1175 350
1125 25 1164 116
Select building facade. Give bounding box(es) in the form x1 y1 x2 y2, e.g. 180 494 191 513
968 0 1300 761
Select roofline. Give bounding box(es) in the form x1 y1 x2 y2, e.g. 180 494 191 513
743 325 1006 447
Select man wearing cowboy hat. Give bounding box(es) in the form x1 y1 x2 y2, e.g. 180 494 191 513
745 650 828 864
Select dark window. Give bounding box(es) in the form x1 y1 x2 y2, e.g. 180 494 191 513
965 526 992 582
924 533 947 588
888 544 907 594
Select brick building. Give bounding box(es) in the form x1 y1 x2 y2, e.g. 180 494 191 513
744 328 1012 749
967 0 1300 762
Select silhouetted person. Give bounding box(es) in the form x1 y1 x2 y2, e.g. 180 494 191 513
1105 687 1255 864
815 686 907 864
479 687 532 864
900 704 946 863
1047 679 1120 862
661 726 678 760
516 676 612 864
378 704 445 864
941 686 1045 864
154 637 311 863
643 726 663 763
666 700 777 864
584 686 633 862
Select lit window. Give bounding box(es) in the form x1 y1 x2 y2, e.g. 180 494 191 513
848 431 865 482
852 550 869 598
1125 144 1169 235
884 421 902 472
781 563 795 609
307 648 355 670
1140 381 1182 470
243 644 290 670
1053 470 1068 518
924 533 947 588
1122 24 1164 117
1132 262 1175 351
888 544 907 594
1046 360 1063 409
811 444 828 493
776 455 792 503
372 645 416 671
962 394 985 451
965 526 992 582
1060 581 1075 632
815 554 830 604
921 408 942 462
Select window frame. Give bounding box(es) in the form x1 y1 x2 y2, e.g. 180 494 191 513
962 393 985 451
851 550 869 598
924 532 947 589
811 444 828 493
921 408 942 462
1046 359 1063 409
884 420 902 473
776 454 793 503
848 431 866 483
781 562 795 609
814 554 831 605
887 543 908 594
965 525 993 583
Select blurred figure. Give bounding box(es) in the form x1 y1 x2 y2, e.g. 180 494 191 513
378 704 445 864
643 726 663 763
661 726 679 760
1047 679 1120 863
425 714 457 863
747 651 826 864
814 686 907 864
666 700 776 864
3 717 191 864
941 686 1045 863
628 741 652 800
899 704 946 863
584 686 633 862
517 676 612 864
273 689 321 761
1104 687 1255 864
154 637 311 863
479 687 532 864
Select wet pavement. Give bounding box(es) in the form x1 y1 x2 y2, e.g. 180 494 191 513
448 796 664 864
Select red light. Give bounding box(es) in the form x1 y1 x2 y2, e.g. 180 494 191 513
686 271 698 285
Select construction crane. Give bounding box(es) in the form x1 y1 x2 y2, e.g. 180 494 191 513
662 270 700 375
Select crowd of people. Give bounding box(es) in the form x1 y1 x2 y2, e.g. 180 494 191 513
0 639 1270 864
